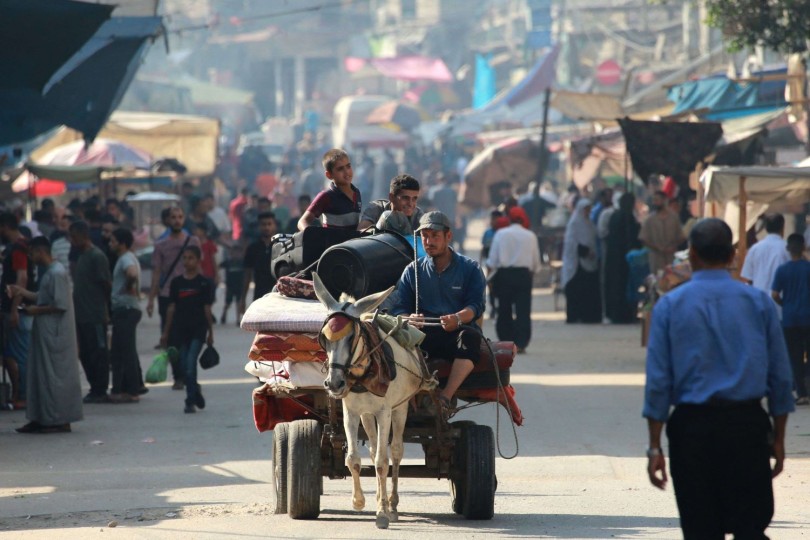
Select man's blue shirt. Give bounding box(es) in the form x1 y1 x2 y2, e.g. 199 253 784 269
391 250 485 321
643 269 794 421
772 259 810 328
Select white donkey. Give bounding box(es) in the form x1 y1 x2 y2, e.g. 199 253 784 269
313 273 434 529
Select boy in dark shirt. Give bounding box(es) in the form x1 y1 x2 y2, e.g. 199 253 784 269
297 149 361 230
772 233 810 405
161 246 215 414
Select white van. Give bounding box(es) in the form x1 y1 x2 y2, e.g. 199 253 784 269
331 95 408 152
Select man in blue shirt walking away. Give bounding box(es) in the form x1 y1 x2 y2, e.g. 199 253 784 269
772 233 810 406
392 211 486 413
643 218 794 540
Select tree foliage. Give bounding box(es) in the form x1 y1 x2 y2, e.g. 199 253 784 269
704 0 810 53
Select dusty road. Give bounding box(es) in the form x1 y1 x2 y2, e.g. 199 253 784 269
1 287 809 539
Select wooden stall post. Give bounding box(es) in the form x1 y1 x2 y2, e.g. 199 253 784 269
736 176 748 278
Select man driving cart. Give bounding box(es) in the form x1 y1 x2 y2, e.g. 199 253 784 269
390 211 486 414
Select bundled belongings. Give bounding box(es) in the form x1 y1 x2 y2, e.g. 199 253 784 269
270 228 360 280
248 331 326 363
241 292 328 333
276 275 316 299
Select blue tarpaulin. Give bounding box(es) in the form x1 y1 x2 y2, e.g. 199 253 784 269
0 11 161 146
668 76 787 120
473 54 496 109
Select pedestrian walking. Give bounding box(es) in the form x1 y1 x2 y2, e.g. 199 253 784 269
0 212 33 410
604 194 641 323
160 246 215 414
11 237 82 433
220 239 245 325
239 212 277 315
771 233 810 405
487 207 541 353
644 218 794 539
562 199 601 323
108 228 143 403
742 213 789 294
639 191 685 274
147 206 200 389
69 220 112 404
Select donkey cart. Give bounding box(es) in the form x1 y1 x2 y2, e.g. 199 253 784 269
268 383 509 521
243 289 522 525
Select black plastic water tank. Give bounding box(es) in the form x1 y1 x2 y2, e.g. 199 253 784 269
317 232 415 299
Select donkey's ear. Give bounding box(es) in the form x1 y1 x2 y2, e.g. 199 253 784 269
346 286 394 318
313 272 339 311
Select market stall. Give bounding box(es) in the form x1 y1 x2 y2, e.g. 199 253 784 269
701 164 810 266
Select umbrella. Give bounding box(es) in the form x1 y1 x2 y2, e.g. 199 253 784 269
12 138 153 195
366 101 425 130
461 137 544 207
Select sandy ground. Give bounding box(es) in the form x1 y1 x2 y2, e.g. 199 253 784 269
1 227 809 539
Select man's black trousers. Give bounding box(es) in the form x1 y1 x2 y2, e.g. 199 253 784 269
493 267 532 349
666 402 774 540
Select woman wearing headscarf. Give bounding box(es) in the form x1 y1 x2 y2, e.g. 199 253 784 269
604 193 641 323
562 198 601 323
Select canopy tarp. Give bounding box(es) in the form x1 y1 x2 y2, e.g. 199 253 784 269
668 75 788 120
0 0 112 92
133 75 254 107
703 165 810 205
551 90 622 121
701 165 810 242
30 111 219 177
619 118 723 187
345 56 452 83
0 14 161 145
25 164 109 184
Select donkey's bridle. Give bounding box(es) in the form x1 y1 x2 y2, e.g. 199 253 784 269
319 312 370 380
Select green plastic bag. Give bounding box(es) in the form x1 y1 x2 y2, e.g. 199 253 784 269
145 350 169 384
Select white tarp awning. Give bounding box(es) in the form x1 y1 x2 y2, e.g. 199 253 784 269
30 111 220 177
703 165 810 205
701 165 810 241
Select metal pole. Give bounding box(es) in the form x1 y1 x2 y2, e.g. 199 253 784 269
531 86 552 229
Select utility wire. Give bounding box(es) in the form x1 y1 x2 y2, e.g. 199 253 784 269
164 0 361 35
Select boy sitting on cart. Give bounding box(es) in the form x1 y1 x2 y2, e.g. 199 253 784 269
390 211 486 412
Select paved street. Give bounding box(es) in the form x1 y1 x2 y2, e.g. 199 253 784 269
1 288 809 539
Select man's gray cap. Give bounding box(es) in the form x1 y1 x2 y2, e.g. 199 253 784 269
415 210 452 232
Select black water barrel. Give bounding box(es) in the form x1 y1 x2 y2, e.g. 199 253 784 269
317 232 415 299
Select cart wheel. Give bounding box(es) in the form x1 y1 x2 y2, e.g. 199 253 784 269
448 421 475 514
455 424 496 520
287 419 322 519
272 423 289 514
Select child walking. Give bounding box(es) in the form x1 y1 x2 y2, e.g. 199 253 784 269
161 246 215 413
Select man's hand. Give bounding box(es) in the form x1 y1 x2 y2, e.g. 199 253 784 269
771 439 785 478
207 331 214 347
647 453 668 490
6 285 22 298
440 314 460 333
159 334 168 350
408 313 424 329
146 298 154 318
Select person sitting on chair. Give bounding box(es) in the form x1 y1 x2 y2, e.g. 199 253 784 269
390 211 486 412
357 174 424 231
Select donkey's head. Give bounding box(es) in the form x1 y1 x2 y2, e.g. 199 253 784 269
313 273 393 398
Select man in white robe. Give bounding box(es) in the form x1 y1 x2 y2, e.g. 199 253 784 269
12 236 82 434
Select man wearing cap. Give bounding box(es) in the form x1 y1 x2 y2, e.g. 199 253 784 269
391 211 486 410
357 174 424 231
487 207 541 353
